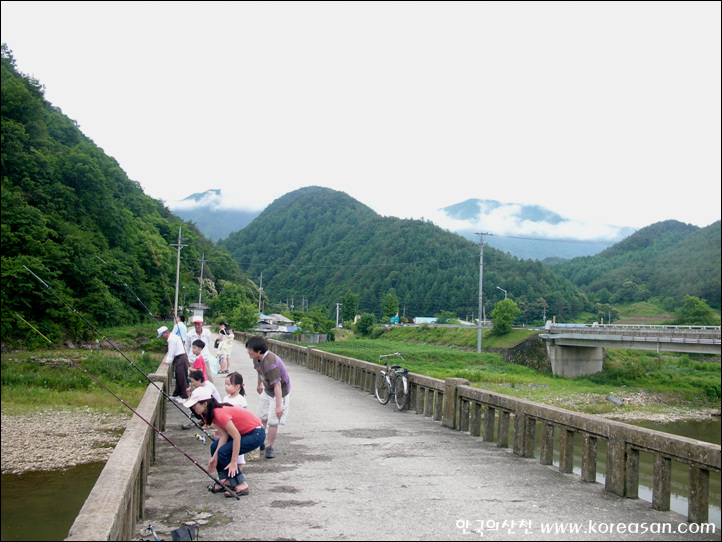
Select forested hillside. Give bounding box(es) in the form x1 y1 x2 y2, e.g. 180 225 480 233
1 45 253 342
550 220 721 310
219 187 591 322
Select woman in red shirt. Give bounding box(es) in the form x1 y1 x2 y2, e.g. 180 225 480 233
184 387 265 497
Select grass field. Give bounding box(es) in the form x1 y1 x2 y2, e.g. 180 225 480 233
1 339 164 413
314 337 720 416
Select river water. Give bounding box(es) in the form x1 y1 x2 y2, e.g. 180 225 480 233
1 419 720 540
0 462 105 541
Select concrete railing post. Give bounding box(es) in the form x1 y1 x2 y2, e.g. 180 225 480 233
442 378 469 429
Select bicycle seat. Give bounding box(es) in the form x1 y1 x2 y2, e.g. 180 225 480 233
391 364 402 370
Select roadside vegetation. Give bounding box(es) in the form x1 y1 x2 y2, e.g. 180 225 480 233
1 325 165 413
314 328 721 418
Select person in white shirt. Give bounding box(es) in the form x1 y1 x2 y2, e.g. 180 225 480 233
185 316 213 370
158 325 189 399
222 372 250 465
187 369 222 403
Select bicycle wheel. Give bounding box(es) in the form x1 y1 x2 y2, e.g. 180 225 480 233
394 375 409 411
375 372 391 405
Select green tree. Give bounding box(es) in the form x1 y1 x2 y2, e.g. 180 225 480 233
381 291 399 321
435 311 459 324
490 298 520 336
355 313 377 336
595 303 620 324
340 291 359 325
673 296 719 326
228 299 259 332
291 306 334 334
209 283 245 318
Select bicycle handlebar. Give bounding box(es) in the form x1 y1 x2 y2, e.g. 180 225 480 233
379 352 404 360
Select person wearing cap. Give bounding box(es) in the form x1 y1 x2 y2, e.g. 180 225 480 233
158 325 190 400
184 387 265 497
215 321 234 374
185 315 213 375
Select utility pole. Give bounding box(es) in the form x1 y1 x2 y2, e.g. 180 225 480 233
336 303 342 327
170 227 188 319
197 252 207 305
258 272 263 312
477 232 489 354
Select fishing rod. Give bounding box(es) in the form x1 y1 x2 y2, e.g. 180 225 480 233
22 265 213 442
95 255 196 361
14 313 242 500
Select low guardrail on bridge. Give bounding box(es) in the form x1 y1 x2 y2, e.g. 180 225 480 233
239 333 721 525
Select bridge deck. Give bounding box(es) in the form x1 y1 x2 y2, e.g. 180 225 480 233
141 343 717 541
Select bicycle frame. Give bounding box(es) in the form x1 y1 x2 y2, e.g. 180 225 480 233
376 352 408 410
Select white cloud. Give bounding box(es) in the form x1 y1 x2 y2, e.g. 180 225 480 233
166 190 264 213
429 201 631 242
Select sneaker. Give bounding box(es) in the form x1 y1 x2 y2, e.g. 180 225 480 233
265 446 275 459
260 443 265 451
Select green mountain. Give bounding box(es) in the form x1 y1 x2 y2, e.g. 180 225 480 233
550 220 721 310
1 45 252 342
219 186 591 323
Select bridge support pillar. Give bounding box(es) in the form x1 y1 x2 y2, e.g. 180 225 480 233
546 343 604 378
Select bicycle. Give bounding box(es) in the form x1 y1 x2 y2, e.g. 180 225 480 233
375 352 409 411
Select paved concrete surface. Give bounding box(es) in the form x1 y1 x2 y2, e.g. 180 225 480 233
141 340 718 541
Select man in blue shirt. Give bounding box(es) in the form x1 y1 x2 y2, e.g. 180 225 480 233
171 315 188 342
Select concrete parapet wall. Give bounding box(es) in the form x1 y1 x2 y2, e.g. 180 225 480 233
253 335 721 524
65 364 169 541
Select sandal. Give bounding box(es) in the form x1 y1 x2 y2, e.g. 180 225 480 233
225 486 249 498
207 483 228 494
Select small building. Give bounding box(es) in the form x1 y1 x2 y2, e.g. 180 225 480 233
188 302 211 322
413 317 438 325
269 313 295 327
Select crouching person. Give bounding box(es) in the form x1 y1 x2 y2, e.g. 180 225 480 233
184 387 265 497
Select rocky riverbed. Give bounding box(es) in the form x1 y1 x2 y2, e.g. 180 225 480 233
1 408 130 475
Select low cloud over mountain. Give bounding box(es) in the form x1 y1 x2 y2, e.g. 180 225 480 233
430 199 636 260
166 190 260 242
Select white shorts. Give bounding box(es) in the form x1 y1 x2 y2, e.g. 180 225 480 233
257 391 289 426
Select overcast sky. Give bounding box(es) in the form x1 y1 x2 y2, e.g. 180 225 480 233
2 1 720 235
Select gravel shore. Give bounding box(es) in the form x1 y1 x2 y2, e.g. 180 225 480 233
1 408 130 475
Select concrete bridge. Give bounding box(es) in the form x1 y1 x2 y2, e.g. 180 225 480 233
540 324 722 378
67 336 720 541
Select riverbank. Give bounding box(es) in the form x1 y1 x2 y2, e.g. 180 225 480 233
0 408 130 474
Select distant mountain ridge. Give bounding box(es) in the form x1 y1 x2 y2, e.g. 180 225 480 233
438 198 637 260
171 190 638 260
551 220 721 310
218 186 590 322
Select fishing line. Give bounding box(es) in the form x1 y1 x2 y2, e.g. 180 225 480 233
14 313 242 500
22 265 213 441
149 245 175 314
95 256 160 324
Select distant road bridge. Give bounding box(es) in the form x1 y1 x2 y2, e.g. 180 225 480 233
540 324 721 377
